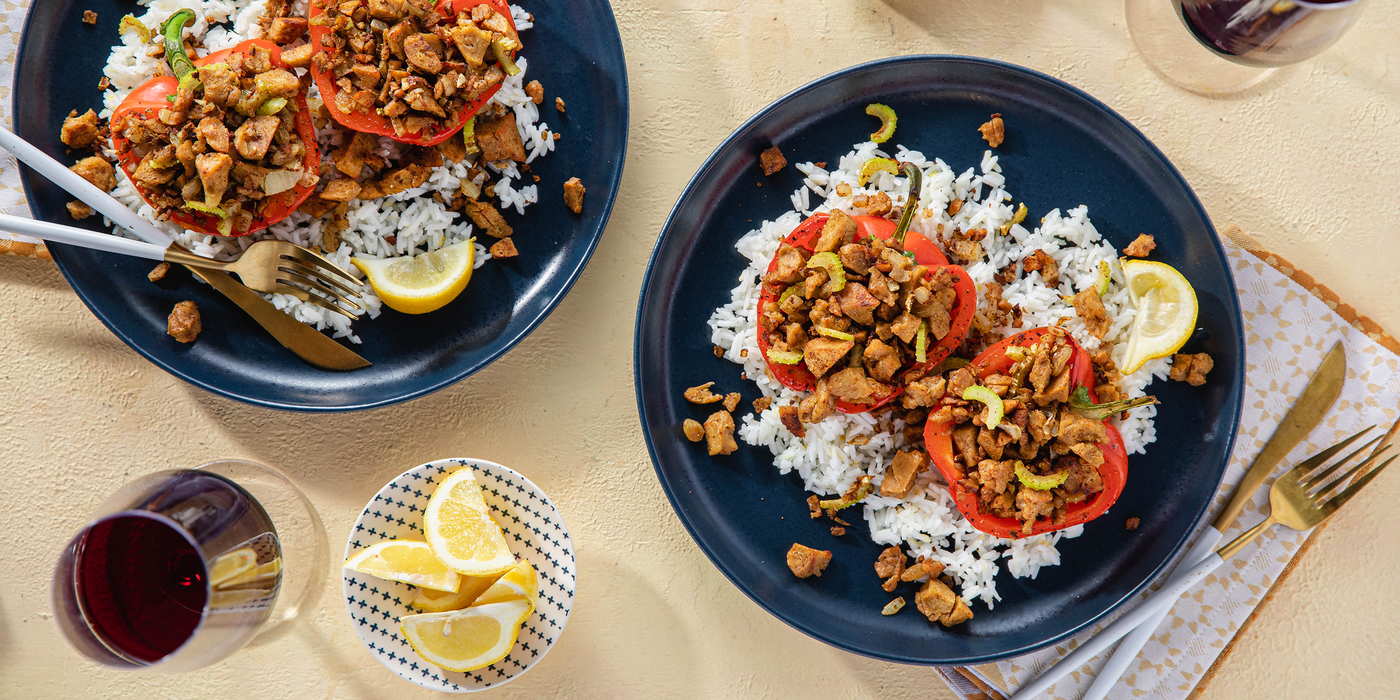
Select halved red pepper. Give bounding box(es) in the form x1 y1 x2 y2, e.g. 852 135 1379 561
755 212 977 413
923 327 1129 538
110 34 320 237
308 0 516 146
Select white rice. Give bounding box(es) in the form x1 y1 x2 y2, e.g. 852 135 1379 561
708 141 1170 608
96 0 546 342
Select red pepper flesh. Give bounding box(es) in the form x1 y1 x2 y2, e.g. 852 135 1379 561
923 327 1129 538
308 0 516 146
756 212 977 414
110 40 320 237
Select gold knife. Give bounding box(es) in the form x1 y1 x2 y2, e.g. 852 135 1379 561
189 266 371 371
1079 340 1346 700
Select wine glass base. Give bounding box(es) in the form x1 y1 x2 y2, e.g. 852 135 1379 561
197 459 328 642
1126 0 1277 96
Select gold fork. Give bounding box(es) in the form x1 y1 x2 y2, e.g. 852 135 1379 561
1012 425 1396 698
164 240 364 319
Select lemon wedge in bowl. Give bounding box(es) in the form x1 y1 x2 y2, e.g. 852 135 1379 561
410 572 505 613
400 599 532 672
424 468 517 577
471 559 540 612
1118 259 1198 374
344 540 462 593
351 240 475 314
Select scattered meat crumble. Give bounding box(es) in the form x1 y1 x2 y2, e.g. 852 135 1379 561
525 80 544 105
682 418 705 442
778 404 805 438
830 526 846 536
489 238 518 259
786 543 832 578
723 392 741 412
684 382 723 404
916 577 974 627
703 410 738 455
82 10 97 25
979 113 1005 148
555 97 566 113
713 345 725 358
1072 287 1111 339
1022 249 1060 288
1123 233 1157 257
807 495 822 519
874 546 906 592
60 109 103 149
67 202 93 220
1169 352 1214 386
1125 517 1140 531
148 262 171 282
98 76 110 91
753 396 772 413
167 300 202 343
759 145 787 176
563 177 585 214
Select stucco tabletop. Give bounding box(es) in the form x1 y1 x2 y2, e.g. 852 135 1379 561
2 1 1398 698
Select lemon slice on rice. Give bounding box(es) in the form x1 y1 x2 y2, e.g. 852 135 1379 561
471 559 539 613
343 540 462 593
400 599 532 672
351 240 475 315
1118 259 1198 374
424 469 517 577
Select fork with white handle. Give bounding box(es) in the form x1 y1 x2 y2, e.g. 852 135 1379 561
1010 426 1396 698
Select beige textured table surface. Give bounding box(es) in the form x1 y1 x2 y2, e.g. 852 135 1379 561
3 1 1399 698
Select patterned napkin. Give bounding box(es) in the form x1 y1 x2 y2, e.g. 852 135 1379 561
936 225 1400 700
0 0 46 259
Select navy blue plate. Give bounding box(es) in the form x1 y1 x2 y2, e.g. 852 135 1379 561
14 0 627 411
634 56 1244 665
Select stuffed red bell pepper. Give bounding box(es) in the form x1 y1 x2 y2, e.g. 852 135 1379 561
756 163 978 419
109 10 320 237
309 0 520 146
923 326 1156 538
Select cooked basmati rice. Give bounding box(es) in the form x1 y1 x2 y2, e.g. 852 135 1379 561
708 140 1170 609
95 0 546 343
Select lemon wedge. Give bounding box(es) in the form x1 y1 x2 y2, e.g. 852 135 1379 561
217 558 282 590
208 547 257 588
343 540 462 593
1118 259 1198 374
400 599 531 672
411 571 505 613
471 559 539 613
424 469 517 577
351 240 475 315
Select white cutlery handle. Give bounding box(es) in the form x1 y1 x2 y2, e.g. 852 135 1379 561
1010 552 1225 699
0 214 168 261
1080 526 1225 700
0 124 174 247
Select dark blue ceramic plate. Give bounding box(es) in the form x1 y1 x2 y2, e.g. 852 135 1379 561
15 0 627 411
635 56 1244 665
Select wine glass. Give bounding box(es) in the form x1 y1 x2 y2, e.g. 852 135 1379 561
51 460 327 672
1126 0 1370 96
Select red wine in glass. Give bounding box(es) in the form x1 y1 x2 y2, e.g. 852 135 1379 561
54 470 282 671
1176 0 1367 67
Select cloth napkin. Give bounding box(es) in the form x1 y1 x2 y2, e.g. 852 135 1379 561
0 1 45 259
936 224 1400 700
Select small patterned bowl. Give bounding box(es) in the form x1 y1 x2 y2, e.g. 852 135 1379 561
342 458 577 692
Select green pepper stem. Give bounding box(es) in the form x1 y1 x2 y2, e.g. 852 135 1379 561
892 162 922 245
1070 386 1159 420
161 10 198 82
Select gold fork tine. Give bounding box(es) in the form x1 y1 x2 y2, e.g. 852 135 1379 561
279 260 364 299
274 282 358 319
280 248 361 287
1299 434 1385 489
1313 447 1394 502
278 268 363 311
1281 426 1374 485
1321 455 1396 511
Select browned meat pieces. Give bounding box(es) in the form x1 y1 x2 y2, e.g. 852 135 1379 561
684 381 724 404
802 337 854 378
1014 487 1054 533
1033 369 1072 407
901 557 945 583
61 109 102 149
759 146 787 176
1021 249 1060 287
778 404 805 438
977 459 1015 495
874 547 906 592
555 97 566 113
264 17 308 44
1072 288 1110 339
881 449 928 499
403 33 444 74
1124 233 1157 257
82 10 97 24
723 393 741 412
195 153 233 207
1169 352 1214 386
198 63 241 107
979 113 1005 148
69 156 116 192
825 367 875 404
753 396 772 413
464 198 513 238
320 178 363 203
786 543 832 579
836 282 880 326
233 115 281 161
901 375 946 409
797 378 835 425
703 411 738 456
489 238 518 259
951 424 979 471
475 112 528 163
167 300 202 343
813 209 856 254
374 163 433 197
1058 410 1107 445
280 43 313 68
864 191 893 217
563 177 586 215
915 578 973 627
764 244 807 285
947 366 976 398
67 202 93 220
148 262 171 283
334 132 379 179
863 338 902 382
525 80 544 104
682 418 704 442
1125 517 1140 531
196 117 231 154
